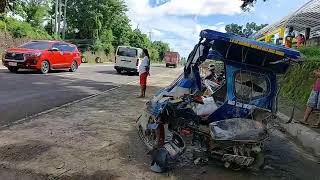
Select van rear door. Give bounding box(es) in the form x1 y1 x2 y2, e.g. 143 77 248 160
116 47 138 69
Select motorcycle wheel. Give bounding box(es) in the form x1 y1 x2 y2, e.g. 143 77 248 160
137 115 158 150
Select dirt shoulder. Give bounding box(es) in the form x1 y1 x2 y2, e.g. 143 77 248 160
0 68 182 180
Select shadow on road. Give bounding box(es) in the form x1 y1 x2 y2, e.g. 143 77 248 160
97 70 138 76
0 69 70 74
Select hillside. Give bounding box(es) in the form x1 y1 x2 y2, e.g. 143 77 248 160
280 46 320 104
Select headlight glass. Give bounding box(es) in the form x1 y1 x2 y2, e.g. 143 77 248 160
26 52 42 57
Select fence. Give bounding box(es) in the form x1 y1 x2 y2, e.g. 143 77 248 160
306 37 320 46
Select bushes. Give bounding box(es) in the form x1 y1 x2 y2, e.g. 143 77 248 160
280 46 320 104
82 51 114 64
1 17 51 39
0 20 6 30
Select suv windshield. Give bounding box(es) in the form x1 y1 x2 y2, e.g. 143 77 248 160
20 41 51 50
117 47 137 57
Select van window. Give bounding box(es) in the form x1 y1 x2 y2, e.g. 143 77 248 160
117 47 137 57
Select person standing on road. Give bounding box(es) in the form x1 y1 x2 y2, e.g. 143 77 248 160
137 49 150 98
301 68 320 127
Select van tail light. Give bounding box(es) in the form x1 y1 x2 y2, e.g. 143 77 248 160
136 59 139 66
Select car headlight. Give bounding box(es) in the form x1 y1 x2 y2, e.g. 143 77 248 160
26 52 42 57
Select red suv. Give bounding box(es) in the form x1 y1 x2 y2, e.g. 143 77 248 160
2 40 81 74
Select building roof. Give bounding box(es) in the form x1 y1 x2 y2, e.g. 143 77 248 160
252 0 320 39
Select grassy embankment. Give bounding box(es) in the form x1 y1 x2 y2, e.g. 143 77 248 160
280 46 320 105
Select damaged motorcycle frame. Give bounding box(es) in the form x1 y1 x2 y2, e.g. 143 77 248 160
136 30 302 172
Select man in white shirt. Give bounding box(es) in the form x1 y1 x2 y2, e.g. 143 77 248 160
137 49 150 98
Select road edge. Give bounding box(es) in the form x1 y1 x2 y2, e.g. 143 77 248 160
277 112 320 157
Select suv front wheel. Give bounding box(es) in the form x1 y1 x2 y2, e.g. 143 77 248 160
8 67 19 73
40 60 50 74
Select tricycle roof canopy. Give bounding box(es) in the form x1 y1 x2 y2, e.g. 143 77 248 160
200 29 302 73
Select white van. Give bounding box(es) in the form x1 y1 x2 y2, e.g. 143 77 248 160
114 46 143 74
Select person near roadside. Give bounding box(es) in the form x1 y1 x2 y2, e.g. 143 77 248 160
297 34 306 48
301 68 320 127
137 49 150 98
284 26 295 48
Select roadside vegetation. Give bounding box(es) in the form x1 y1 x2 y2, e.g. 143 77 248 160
0 0 170 63
0 16 50 39
280 46 320 104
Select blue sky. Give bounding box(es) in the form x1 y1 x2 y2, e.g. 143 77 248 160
124 0 309 57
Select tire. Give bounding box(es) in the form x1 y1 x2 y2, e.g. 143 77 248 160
8 67 19 73
40 60 50 74
69 61 78 72
173 64 177 68
137 115 158 150
95 57 102 63
116 69 122 74
166 63 169 68
81 57 88 63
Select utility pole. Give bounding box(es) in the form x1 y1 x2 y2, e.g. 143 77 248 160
148 31 152 41
54 0 58 36
62 0 67 39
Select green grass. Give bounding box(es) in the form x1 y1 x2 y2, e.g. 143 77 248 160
280 46 320 104
81 51 114 64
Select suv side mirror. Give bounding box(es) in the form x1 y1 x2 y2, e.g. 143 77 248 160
49 47 59 51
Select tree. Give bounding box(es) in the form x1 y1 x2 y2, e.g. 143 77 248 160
66 0 127 40
152 41 170 60
225 22 268 38
111 14 132 47
129 29 150 49
0 0 5 13
225 23 244 36
241 0 267 11
0 0 17 13
13 0 49 27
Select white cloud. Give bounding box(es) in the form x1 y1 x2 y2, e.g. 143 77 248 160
124 0 241 56
126 0 242 18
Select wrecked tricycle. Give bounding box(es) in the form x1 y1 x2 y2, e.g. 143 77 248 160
136 30 301 172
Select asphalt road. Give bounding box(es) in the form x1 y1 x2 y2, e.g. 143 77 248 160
0 64 169 126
